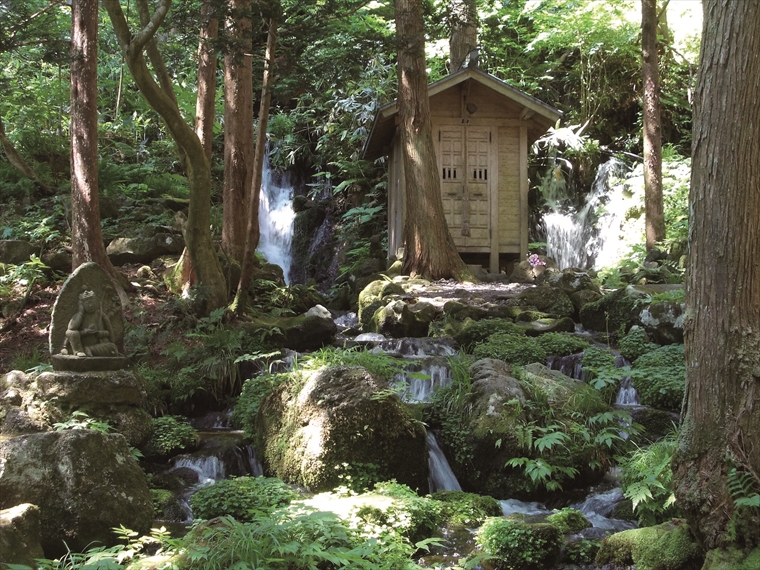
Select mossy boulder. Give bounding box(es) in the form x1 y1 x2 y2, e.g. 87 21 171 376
357 279 405 331
0 504 44 567
244 305 337 351
546 507 592 533
431 490 503 526
520 363 608 414
477 517 563 570
442 300 489 321
0 431 153 558
701 546 760 570
542 268 601 295
596 521 704 570
254 366 428 493
369 299 438 338
450 318 525 347
516 316 576 336
515 285 575 319
579 286 639 338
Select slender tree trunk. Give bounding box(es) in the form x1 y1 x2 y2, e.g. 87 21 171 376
222 0 254 264
0 116 53 194
448 0 477 72
641 0 664 250
672 0 760 550
395 0 471 281
234 17 276 314
70 0 124 301
103 0 228 312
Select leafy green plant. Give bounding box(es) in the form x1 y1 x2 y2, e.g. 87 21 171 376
232 372 290 439
618 326 659 362
630 344 686 410
300 346 410 381
620 432 680 526
53 411 111 433
190 476 300 521
546 507 591 533
471 332 588 366
143 415 196 457
431 490 502 527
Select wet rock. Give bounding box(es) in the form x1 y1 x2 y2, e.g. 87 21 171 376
370 299 438 338
515 285 575 319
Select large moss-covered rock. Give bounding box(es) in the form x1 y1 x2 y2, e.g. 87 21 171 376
244 305 338 351
369 300 438 338
701 546 760 570
0 431 153 557
515 285 575 319
520 363 608 414
0 503 44 566
596 521 704 570
477 517 563 570
357 279 405 331
579 286 639 338
107 231 184 265
255 366 428 493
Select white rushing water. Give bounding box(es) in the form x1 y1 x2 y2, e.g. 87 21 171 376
257 152 295 283
542 157 632 270
427 432 462 493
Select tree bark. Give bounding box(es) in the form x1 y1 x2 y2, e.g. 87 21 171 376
672 0 760 550
395 0 471 281
222 0 254 264
448 0 477 73
0 116 53 194
70 0 124 300
234 16 276 314
641 0 664 250
103 0 228 312
195 0 218 163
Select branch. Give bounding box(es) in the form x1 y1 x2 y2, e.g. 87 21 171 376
7 0 66 43
130 0 172 55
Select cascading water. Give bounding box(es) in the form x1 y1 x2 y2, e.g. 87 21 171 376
427 432 462 493
258 151 295 283
542 157 630 269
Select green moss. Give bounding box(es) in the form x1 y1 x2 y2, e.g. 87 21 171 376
453 318 525 348
189 476 300 521
619 326 659 361
472 332 546 365
701 546 760 570
431 490 503 526
596 522 703 570
630 344 685 410
477 517 563 570
151 488 183 520
546 507 591 533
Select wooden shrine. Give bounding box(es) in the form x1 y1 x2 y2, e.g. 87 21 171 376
363 66 561 274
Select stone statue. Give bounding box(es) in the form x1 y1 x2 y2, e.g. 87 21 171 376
60 288 119 358
50 262 125 372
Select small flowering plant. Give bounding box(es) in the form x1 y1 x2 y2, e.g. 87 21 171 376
528 253 546 268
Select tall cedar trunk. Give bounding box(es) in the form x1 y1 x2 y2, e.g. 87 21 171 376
103 0 228 312
448 0 477 73
195 0 218 164
641 0 664 250
180 0 219 292
70 0 123 295
234 17 276 314
221 0 254 264
395 0 471 281
671 0 760 550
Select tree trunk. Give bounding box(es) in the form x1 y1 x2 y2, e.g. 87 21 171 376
103 0 228 312
234 16 276 314
222 0 254 264
672 0 760 550
70 0 124 300
195 0 218 163
0 116 53 195
641 0 664 250
448 0 477 73
395 0 471 281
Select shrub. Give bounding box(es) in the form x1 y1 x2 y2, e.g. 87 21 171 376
476 517 563 570
232 372 289 439
536 333 590 357
630 344 685 410
143 415 196 457
372 481 443 543
190 476 300 521
472 332 547 366
619 326 659 362
453 318 526 348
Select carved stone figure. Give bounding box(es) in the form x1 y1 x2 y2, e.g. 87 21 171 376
49 262 125 372
60 289 119 358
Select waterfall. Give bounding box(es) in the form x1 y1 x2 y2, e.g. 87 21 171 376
615 376 640 406
258 152 295 283
173 455 226 486
427 432 462 493
542 157 630 269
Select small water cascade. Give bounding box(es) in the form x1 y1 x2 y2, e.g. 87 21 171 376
258 151 295 283
572 487 637 533
615 376 640 406
546 352 587 381
427 432 462 493
542 157 630 269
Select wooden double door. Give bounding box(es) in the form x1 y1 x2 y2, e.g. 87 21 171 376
438 124 493 250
